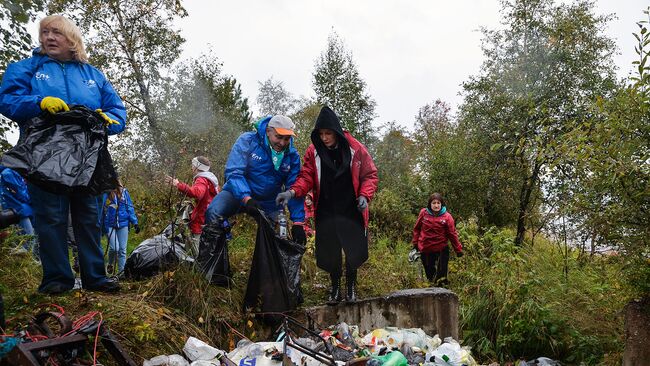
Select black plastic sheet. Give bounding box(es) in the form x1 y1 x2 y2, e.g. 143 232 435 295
124 235 193 280
243 209 305 314
1 106 119 195
196 219 232 287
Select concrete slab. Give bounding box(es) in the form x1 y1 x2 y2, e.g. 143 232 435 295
304 287 458 339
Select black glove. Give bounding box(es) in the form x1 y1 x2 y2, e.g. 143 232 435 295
456 251 464 258
291 225 307 245
244 199 262 217
134 224 141 234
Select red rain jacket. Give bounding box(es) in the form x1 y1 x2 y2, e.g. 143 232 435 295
176 176 219 234
412 209 463 254
291 131 378 228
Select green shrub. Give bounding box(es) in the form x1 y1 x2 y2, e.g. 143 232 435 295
452 224 631 364
369 188 417 245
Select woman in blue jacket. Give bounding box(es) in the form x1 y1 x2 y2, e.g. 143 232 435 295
103 185 139 275
0 15 126 294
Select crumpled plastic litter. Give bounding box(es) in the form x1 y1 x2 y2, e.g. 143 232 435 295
190 361 220 366
143 354 190 366
183 336 225 362
362 327 441 355
527 357 561 366
424 338 477 366
227 341 283 366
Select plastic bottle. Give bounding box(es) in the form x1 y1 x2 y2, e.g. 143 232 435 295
278 211 288 239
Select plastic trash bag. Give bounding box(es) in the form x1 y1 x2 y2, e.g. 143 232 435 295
425 338 477 366
227 341 283 366
124 234 193 279
143 354 190 366
368 351 408 366
527 358 561 366
243 209 305 314
183 337 225 362
196 219 232 287
408 248 421 263
1 106 118 195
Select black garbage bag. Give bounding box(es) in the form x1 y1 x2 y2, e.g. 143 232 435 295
243 210 305 314
196 219 232 287
1 106 119 195
123 235 194 280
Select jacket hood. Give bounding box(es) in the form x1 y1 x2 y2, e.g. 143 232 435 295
195 171 219 189
311 106 347 149
255 116 272 139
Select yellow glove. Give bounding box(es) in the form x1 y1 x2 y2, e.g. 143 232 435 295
95 109 120 126
40 96 70 114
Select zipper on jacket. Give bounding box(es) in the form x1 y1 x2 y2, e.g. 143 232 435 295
59 62 70 102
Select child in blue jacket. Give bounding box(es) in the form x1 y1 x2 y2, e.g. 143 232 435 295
0 165 38 259
103 185 139 274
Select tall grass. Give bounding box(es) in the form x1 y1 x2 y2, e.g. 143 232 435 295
451 224 632 364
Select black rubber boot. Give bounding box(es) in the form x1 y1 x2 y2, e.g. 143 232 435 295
346 269 357 303
326 273 342 305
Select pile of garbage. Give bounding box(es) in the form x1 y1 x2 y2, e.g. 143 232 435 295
143 323 478 366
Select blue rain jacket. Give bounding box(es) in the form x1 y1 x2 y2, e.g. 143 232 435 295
103 188 138 229
0 166 33 218
0 49 126 135
222 116 305 222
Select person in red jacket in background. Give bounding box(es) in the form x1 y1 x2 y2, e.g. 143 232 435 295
165 156 219 255
303 192 315 237
412 192 463 287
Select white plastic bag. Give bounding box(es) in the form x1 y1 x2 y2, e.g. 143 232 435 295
143 354 190 366
184 337 225 362
425 339 476 366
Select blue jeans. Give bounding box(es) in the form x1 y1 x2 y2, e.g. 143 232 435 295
205 190 279 224
18 217 39 258
107 226 129 272
28 183 111 292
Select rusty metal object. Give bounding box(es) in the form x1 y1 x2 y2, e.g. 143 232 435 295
278 316 336 366
3 312 137 366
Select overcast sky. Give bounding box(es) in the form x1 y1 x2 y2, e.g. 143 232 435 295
176 0 648 128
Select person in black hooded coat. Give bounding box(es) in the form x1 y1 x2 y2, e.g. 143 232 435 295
276 106 378 304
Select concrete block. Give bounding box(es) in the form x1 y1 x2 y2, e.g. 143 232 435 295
304 287 458 339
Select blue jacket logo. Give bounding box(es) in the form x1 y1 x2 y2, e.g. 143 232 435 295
251 153 263 161
84 79 97 88
35 72 50 80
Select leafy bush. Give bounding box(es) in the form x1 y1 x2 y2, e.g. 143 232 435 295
452 224 631 364
369 188 417 244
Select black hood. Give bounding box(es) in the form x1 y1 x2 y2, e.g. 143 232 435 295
311 106 351 177
311 106 347 149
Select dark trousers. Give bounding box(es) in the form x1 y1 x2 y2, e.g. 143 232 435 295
421 246 450 285
28 183 110 292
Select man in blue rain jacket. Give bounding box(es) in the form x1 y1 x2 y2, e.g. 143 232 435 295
205 115 306 244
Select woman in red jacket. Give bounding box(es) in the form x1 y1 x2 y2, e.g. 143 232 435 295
276 106 378 304
412 193 463 286
165 156 219 255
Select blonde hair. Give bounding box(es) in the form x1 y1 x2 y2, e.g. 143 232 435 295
38 15 88 63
